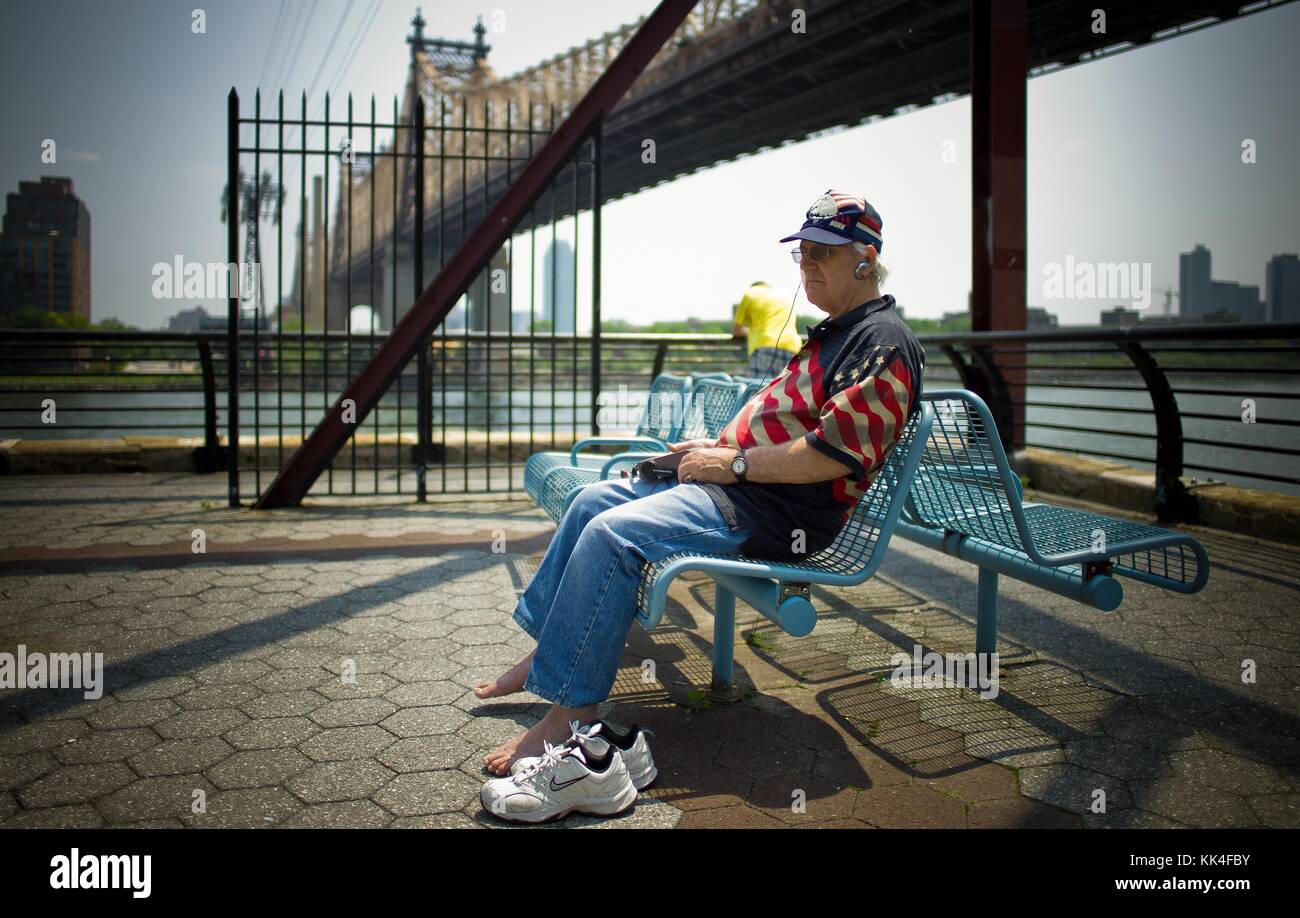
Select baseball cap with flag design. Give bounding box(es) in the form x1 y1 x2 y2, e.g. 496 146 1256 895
779 189 883 252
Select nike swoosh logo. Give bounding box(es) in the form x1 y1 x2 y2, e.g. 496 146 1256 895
549 773 587 792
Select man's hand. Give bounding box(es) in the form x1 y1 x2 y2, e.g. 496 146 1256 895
666 438 717 451
676 447 739 484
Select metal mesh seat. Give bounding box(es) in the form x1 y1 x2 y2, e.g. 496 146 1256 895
534 377 750 523
522 372 690 505
633 404 934 629
903 389 1208 592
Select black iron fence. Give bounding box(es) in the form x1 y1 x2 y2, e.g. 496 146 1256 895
227 86 609 504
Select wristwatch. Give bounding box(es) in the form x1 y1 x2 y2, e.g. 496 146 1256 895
729 448 749 482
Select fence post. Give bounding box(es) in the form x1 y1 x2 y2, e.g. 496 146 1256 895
414 98 430 502
226 88 241 506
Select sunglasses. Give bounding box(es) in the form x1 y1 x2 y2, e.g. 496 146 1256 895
790 244 840 264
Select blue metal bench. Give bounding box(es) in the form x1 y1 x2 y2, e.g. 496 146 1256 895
522 372 691 509
535 377 752 523
632 401 937 692
895 388 1210 657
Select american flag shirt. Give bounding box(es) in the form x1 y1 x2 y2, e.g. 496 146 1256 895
696 294 924 562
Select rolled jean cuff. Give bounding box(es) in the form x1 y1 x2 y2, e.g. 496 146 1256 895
522 667 598 708
512 597 541 640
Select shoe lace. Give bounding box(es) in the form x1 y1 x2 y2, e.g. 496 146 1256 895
511 720 599 784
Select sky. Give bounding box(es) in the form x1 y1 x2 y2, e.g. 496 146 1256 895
1 0 1297 329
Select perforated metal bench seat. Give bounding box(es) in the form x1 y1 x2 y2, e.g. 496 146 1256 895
629 405 936 690
895 389 1210 655
534 377 764 524
522 372 692 517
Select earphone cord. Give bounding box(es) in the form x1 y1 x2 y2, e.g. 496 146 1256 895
763 280 803 379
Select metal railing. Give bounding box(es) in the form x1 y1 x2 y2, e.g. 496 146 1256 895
3 323 1296 520
917 322 1300 520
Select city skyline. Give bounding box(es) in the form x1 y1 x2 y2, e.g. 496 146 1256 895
1 1 1298 330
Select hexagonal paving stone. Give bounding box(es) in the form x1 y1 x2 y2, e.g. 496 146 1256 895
283 799 394 828
206 748 314 790
1018 763 1134 815
310 697 399 729
378 735 476 773
0 719 89 754
299 725 398 762
87 699 179 731
54 728 161 765
288 760 396 804
155 707 250 739
18 762 136 808
186 787 304 827
128 737 237 777
223 716 320 750
0 751 60 789
373 770 482 817
174 683 261 711
3 804 105 828
236 690 327 719
380 706 472 738
314 672 399 701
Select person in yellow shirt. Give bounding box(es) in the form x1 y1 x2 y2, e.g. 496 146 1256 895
731 281 804 380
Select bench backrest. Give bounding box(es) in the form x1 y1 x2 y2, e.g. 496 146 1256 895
640 373 693 441
789 401 935 581
903 389 1033 551
680 377 748 439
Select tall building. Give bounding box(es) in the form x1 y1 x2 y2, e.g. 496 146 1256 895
1210 280 1261 322
1266 254 1300 323
1178 244 1211 320
0 176 92 321
540 238 576 334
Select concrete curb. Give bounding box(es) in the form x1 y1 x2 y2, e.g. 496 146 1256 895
1011 447 1300 546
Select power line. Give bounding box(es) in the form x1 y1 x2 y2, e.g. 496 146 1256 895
305 0 383 146
302 0 357 103
265 0 305 90
273 0 315 94
257 0 290 91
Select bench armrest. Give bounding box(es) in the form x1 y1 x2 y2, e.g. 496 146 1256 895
568 436 666 464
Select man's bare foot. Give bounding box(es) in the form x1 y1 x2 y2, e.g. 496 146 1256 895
483 703 598 775
474 649 535 699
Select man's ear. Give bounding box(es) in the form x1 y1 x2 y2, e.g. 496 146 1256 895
864 244 878 262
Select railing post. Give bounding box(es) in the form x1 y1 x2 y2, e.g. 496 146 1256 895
967 343 1015 453
1116 340 1193 523
414 98 429 502
651 342 668 380
194 337 224 473
226 88 241 507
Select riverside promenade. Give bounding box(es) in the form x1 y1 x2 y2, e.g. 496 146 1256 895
0 471 1297 829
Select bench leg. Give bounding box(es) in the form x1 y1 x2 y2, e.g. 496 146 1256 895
976 567 998 657
711 586 736 693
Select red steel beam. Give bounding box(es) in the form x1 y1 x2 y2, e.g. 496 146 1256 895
255 0 698 508
970 0 1027 451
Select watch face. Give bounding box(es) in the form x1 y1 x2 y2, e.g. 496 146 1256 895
731 457 746 474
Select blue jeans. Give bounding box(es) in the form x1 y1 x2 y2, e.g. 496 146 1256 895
512 474 753 707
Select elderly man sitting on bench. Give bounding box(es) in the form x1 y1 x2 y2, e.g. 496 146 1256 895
474 190 926 810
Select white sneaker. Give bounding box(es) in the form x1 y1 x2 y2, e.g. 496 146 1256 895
481 727 637 823
511 720 658 790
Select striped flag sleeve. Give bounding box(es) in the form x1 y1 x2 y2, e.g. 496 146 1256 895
803 346 915 481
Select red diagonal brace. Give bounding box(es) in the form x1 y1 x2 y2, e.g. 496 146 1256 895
255 0 697 508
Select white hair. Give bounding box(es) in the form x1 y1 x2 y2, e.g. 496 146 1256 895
851 240 888 285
